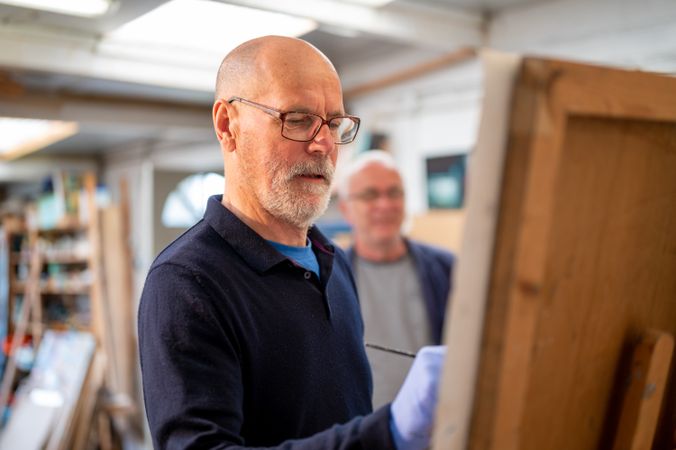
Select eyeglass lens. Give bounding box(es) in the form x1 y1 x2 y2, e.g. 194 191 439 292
282 113 358 144
352 187 404 202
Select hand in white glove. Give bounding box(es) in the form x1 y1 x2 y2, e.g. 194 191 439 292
389 345 446 450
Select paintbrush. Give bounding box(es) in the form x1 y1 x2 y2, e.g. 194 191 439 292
365 342 416 358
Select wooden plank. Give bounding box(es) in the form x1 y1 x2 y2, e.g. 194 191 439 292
612 330 674 450
432 50 522 450
71 350 107 450
479 56 572 450
97 410 114 450
84 173 105 346
343 48 477 99
119 177 137 405
101 206 135 399
84 173 120 394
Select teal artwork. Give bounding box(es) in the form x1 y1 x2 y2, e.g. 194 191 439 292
426 154 467 209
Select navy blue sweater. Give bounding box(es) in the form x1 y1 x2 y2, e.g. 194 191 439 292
138 196 393 449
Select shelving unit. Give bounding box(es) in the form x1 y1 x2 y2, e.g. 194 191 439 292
0 171 136 449
4 174 101 343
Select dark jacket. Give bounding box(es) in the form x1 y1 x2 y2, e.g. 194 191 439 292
346 239 455 344
139 196 393 449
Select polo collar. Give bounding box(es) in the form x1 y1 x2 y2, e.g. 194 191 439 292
203 195 335 273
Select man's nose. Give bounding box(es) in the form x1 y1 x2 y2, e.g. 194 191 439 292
374 191 404 207
374 194 393 207
308 123 335 154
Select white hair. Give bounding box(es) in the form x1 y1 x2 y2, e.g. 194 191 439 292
337 149 400 200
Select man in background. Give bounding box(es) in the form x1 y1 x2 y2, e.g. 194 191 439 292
339 150 455 407
139 36 445 450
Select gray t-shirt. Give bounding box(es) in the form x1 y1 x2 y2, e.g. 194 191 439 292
355 253 433 408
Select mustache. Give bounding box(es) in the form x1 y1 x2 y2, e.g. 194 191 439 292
286 158 335 184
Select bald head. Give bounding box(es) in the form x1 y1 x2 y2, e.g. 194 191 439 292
215 36 338 100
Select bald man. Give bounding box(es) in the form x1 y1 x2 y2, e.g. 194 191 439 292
139 36 444 450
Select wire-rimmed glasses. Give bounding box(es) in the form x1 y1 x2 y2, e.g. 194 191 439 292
227 96 360 145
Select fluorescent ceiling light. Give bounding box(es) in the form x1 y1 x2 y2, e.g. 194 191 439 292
107 0 317 57
0 118 79 160
337 0 395 7
0 0 112 17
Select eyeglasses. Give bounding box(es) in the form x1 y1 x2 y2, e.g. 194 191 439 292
349 187 404 203
227 96 360 145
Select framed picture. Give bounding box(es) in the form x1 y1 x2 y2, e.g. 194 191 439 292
426 153 467 209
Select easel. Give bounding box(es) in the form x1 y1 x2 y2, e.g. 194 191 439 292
432 52 676 449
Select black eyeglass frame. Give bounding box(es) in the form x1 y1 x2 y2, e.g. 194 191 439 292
227 96 361 144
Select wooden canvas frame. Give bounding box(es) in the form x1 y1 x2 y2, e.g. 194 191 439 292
434 52 676 449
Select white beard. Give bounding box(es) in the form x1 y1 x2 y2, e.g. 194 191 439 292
244 154 335 229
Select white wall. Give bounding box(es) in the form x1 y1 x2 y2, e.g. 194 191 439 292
344 58 482 215
489 0 676 72
102 139 221 303
339 0 676 217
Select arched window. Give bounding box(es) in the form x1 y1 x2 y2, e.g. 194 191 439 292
161 172 224 227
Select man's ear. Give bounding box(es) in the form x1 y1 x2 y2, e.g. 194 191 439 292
213 99 237 152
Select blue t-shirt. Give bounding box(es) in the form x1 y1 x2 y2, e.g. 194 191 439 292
268 239 320 278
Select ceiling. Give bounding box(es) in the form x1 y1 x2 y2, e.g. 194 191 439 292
0 0 675 171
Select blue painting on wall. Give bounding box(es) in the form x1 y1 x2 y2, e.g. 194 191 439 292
426 154 468 209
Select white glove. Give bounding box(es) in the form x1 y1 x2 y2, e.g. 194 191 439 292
389 345 446 450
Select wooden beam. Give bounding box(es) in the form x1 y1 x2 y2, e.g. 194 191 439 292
0 71 24 97
0 89 212 131
344 47 477 99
